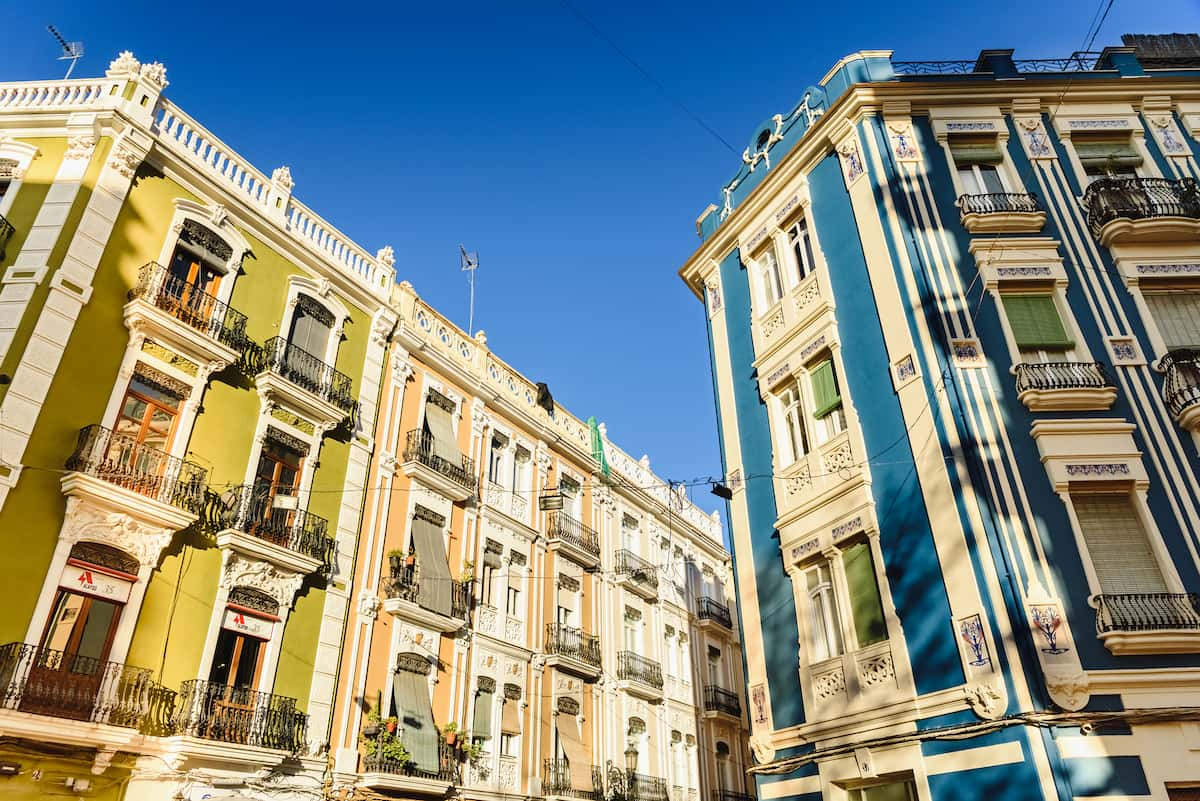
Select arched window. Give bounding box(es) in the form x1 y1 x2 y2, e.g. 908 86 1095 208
715 742 732 791
166 220 233 308
0 158 17 199
208 586 280 692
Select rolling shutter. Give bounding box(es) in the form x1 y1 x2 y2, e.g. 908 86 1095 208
949 137 1004 166
810 360 842 419
1143 290 1200 351
554 714 594 791
1003 294 1074 350
501 697 521 735
1074 138 1142 170
424 401 463 466
1072 492 1167 594
410 516 452 616
843 542 888 647
393 668 438 770
472 688 493 740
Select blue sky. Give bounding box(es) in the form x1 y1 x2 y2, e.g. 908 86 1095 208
3 1 1198 516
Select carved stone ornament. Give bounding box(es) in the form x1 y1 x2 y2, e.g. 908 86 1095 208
220 552 306 608
749 732 775 764
272 166 295 190
62 497 174 567
376 246 396 269
964 681 1005 720
371 310 397 346
139 61 168 89
65 135 96 161
107 51 141 78
108 142 143 179
1044 666 1089 711
391 356 414 386
358 590 381 620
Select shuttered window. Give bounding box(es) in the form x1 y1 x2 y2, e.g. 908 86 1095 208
950 137 1004 166
1002 294 1074 351
1072 492 1167 594
1074 136 1142 175
1143 289 1200 351
810 359 842 419
843 542 888 647
472 687 494 740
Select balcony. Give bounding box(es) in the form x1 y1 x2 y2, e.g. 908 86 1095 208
617 651 663 701
615 550 658 600
174 679 307 753
361 738 458 794
957 192 1045 233
0 213 13 259
1013 361 1117 412
63 424 206 538
214 483 335 576
702 685 741 719
1081 177 1200 246
0 643 175 736
255 336 355 426
547 510 601 569
483 480 530 526
383 564 470 632
628 773 669 801
543 759 602 800
1095 592 1200 655
544 623 602 680
124 262 249 372
401 429 477 502
1159 350 1200 432
696 597 732 630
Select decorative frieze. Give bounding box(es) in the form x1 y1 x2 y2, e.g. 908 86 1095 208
1064 463 1130 477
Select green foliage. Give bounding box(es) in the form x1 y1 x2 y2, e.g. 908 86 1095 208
362 717 410 766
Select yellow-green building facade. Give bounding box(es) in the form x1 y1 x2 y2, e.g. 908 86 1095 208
0 51 396 800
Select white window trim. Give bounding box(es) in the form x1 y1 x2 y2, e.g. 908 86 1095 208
280 275 351 372
157 199 253 309
0 139 39 218
750 240 786 317
991 282 1093 367
1110 253 1200 360
938 132 1022 198
1059 127 1161 190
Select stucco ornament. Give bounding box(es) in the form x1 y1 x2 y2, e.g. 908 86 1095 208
357 590 380 620
139 61 168 89
964 681 1005 720
376 245 396 268
107 51 141 77
65 135 96 161
1044 666 1090 711
272 165 295 190
62 498 175 567
221 553 306 608
749 731 775 764
108 142 144 179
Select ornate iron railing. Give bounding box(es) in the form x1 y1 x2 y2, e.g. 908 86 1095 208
617 651 663 690
1014 362 1113 393
65 424 207 513
703 685 741 716
1081 177 1200 240
128 261 249 351
218 483 334 570
547 510 600 557
260 336 355 414
0 642 169 729
697 596 732 628
1159 350 1200 418
0 213 14 260
174 679 307 752
1013 53 1105 72
363 738 458 782
1095 593 1200 633
615 550 658 592
402 429 477 492
891 60 979 75
543 759 603 799
957 192 1042 216
387 564 472 620
628 773 670 801
545 623 602 668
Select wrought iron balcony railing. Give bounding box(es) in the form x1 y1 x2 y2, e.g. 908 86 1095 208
387 564 472 620
1095 593 1200 633
363 738 459 782
65 424 207 513
1159 350 1200 418
128 261 250 351
0 642 172 731
714 791 754 801
402 429 477 493
547 510 601 557
702 685 741 716
218 483 335 570
1014 361 1113 393
617 651 663 690
628 773 670 801
1081 177 1200 240
174 679 307 752
697 596 732 628
543 759 603 799
957 192 1042 217
545 623 602 668
260 336 355 414
0 213 13 259
615 550 658 591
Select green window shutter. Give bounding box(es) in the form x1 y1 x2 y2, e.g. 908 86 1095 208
1003 294 1074 350
810 359 842 419
843 542 887 647
950 141 1004 166
1074 139 1142 169
472 689 494 740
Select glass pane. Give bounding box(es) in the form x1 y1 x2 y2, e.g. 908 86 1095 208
119 396 148 430
209 629 238 685
979 165 1005 194
233 636 263 690
957 166 981 194
74 598 118 662
41 592 87 652
143 409 172 450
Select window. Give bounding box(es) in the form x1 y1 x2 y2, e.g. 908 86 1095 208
1142 285 1200 352
472 684 495 742
1001 293 1075 362
506 585 521 616
707 645 723 686
287 297 333 359
1074 134 1142 182
805 563 843 662
513 446 531 492
165 221 227 320
1072 490 1167 594
777 380 808 465
755 244 785 308
0 158 17 200
715 742 732 791
623 608 641 651
950 135 1007 195
809 358 846 444
481 563 497 606
252 437 305 538
849 780 918 801
115 376 180 452
560 475 581 517
487 433 507 485
787 219 817 283
622 514 639 553
500 732 517 756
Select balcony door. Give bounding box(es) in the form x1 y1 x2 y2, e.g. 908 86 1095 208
165 234 224 326
253 438 305 544
284 297 333 386
110 375 182 496
204 603 273 743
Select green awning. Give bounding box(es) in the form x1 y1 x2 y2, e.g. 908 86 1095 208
472 689 493 740
588 417 610 478
393 666 438 770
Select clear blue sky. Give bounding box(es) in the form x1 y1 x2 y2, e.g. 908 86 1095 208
3 1 1197 516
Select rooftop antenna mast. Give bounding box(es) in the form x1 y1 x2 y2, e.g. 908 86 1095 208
460 244 479 336
48 26 84 79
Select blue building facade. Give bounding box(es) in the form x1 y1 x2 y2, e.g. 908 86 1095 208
679 35 1200 801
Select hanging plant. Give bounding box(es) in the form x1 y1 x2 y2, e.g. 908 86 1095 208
443 722 458 745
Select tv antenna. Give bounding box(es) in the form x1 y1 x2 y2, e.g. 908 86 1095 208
48 26 84 79
460 244 479 336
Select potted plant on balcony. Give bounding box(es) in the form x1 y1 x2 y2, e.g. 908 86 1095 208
465 740 484 764
363 709 382 739
443 722 458 746
386 549 406 575
385 716 399 735
461 560 474 583
363 721 410 769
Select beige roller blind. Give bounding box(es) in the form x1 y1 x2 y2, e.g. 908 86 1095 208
1144 290 1200 351
1072 492 1167 594
554 714 594 791
424 401 462 466
501 697 521 735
